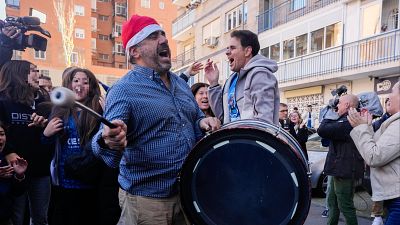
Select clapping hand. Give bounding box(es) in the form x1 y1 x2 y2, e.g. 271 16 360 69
0 161 14 178
347 108 372 127
28 113 48 127
185 62 204 76
11 157 28 176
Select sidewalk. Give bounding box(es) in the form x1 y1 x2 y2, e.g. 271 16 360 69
305 203 372 225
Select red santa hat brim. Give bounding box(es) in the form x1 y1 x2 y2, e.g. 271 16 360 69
125 23 163 52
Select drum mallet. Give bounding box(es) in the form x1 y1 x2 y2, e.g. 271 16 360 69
50 87 117 128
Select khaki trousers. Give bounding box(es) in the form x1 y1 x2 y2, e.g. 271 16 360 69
117 188 188 225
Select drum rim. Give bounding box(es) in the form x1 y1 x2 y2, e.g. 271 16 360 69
180 120 311 225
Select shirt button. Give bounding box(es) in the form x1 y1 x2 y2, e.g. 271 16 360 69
182 123 185 127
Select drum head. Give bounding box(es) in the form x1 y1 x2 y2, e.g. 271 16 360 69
180 125 310 225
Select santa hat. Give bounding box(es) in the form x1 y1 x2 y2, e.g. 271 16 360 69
122 14 163 51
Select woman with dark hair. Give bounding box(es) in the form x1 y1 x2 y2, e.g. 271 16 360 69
191 82 214 117
43 68 120 225
0 120 28 225
0 60 52 225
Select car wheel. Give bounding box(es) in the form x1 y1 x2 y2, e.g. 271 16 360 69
315 174 328 197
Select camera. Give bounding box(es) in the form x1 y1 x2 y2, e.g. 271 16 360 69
0 16 51 51
329 85 347 111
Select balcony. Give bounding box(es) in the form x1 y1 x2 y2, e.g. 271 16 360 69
257 0 340 33
172 0 190 7
172 47 195 70
276 29 400 86
172 9 196 41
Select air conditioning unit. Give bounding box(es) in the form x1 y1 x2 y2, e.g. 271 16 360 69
111 32 119 38
205 36 218 48
190 0 201 5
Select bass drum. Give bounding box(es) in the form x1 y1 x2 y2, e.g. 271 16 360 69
180 120 311 225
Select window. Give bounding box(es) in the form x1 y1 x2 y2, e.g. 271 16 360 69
159 1 165 9
70 52 78 64
310 28 324 53
296 33 307 56
98 34 109 40
74 5 85 16
202 18 221 44
115 23 122 34
30 9 47 23
325 23 341 48
34 50 46 59
99 53 109 60
270 43 280 62
283 39 294 60
75 28 85 39
115 3 126 16
91 0 96 11
141 0 150 8
40 70 49 76
114 42 124 54
98 15 109 21
91 17 97 31
91 38 96 50
6 0 19 7
360 2 381 38
291 0 305 11
260 47 269 58
225 3 248 32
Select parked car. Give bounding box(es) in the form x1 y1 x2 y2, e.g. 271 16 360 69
307 133 329 197
307 133 371 197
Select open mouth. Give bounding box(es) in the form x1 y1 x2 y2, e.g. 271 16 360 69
229 58 234 66
158 49 170 58
201 99 209 104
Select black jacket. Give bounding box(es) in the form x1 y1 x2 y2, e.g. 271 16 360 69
0 97 53 177
289 123 309 160
317 114 365 179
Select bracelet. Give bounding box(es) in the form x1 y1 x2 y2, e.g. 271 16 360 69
209 83 220 89
14 173 25 181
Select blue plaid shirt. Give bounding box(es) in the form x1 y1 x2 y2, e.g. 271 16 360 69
91 65 205 198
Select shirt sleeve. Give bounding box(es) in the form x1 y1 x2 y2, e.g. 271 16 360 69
208 84 224 122
91 84 132 168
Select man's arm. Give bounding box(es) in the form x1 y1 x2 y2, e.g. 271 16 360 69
350 123 400 167
317 117 353 141
208 84 224 122
91 85 130 168
0 26 19 68
248 70 278 124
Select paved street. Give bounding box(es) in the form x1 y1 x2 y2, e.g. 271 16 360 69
305 191 373 225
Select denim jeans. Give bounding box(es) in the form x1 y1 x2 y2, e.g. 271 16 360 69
385 197 400 225
12 176 51 225
327 177 358 225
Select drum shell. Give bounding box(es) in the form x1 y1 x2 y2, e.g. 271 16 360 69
180 120 311 225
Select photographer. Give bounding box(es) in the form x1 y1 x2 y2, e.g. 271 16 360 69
317 94 365 225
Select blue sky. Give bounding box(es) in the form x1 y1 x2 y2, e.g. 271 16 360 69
0 2 5 20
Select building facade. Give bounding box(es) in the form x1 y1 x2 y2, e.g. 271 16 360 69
5 0 177 86
172 0 399 118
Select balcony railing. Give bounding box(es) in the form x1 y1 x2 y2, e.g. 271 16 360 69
172 47 195 70
172 9 196 37
276 29 400 83
257 0 339 33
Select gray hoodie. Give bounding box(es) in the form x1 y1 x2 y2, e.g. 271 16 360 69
208 54 280 124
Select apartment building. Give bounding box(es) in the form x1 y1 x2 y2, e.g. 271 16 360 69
171 0 257 85
172 0 399 117
5 0 177 86
257 0 399 113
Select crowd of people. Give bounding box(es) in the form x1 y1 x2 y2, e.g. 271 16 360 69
0 13 399 225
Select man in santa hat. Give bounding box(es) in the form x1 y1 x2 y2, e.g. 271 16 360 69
91 15 220 225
